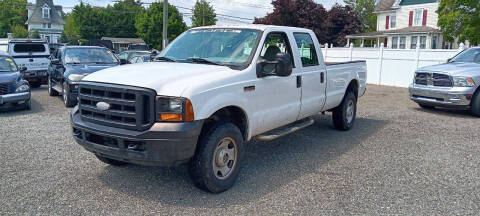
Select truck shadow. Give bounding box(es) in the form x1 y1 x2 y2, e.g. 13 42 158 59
97 115 388 206
412 107 474 119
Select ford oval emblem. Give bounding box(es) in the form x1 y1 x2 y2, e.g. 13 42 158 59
96 102 110 111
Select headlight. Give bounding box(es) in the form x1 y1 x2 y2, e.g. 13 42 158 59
156 96 194 122
15 84 30 92
453 76 475 87
68 74 86 82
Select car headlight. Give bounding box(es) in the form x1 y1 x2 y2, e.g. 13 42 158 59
453 76 475 87
68 74 86 82
15 84 30 92
156 96 194 122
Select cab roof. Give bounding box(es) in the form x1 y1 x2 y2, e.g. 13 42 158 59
190 24 312 32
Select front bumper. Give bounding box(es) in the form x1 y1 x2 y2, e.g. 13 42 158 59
70 106 204 166
24 70 48 84
0 91 31 105
409 84 474 108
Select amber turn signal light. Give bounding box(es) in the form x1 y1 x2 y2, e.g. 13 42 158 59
160 113 183 121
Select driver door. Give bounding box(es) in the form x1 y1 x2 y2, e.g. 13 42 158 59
252 31 302 135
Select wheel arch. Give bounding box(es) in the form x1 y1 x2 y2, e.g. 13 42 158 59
200 105 250 141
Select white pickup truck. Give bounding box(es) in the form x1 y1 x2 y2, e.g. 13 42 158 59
71 25 367 193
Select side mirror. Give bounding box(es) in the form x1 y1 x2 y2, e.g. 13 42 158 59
256 52 293 78
19 66 27 72
447 58 452 63
51 59 60 65
120 59 128 65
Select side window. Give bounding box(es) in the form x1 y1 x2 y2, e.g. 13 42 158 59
259 32 294 67
293 33 319 67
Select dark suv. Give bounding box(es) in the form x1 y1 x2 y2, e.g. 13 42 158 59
48 46 122 107
0 52 31 110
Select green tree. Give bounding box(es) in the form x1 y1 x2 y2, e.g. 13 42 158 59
135 2 187 50
105 0 144 38
191 0 217 27
71 3 108 40
344 0 377 32
30 30 40 38
0 0 28 37
438 0 480 45
11 25 28 38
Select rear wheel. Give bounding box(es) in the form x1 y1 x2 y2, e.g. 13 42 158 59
332 91 357 131
95 155 128 166
48 76 58 96
470 91 480 117
189 122 244 193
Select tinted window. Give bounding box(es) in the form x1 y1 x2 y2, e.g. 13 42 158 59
0 57 18 72
13 43 46 53
293 33 319 67
65 48 118 64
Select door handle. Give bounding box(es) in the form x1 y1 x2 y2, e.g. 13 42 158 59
296 75 302 88
320 72 325 83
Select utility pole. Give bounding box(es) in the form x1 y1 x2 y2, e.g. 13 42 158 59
202 0 205 26
162 0 168 49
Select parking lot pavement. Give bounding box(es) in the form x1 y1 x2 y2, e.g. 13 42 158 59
1 84 479 215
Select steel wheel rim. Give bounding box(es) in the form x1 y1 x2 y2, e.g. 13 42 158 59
346 100 355 124
48 77 51 94
63 84 67 104
212 137 237 180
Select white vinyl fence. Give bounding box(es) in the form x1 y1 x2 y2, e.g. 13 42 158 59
322 43 465 87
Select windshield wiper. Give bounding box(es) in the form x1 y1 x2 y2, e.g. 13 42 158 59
155 56 176 62
67 62 81 65
186 58 222 66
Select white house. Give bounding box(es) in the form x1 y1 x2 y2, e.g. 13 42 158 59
26 0 65 43
346 0 458 49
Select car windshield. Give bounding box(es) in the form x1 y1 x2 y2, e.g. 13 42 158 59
450 48 480 63
158 28 261 68
0 57 18 72
65 48 118 64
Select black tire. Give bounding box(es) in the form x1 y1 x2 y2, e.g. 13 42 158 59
470 90 480 117
63 82 75 107
332 91 357 131
189 122 244 193
95 154 128 166
48 76 58 96
418 103 435 109
30 81 41 88
25 99 31 110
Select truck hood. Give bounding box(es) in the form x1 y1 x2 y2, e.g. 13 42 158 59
82 62 235 96
0 72 20 83
419 62 480 76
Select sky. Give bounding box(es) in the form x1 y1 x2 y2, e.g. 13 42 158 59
28 0 343 26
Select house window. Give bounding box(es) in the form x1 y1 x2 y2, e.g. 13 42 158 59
411 36 418 49
392 37 398 49
42 23 47 28
420 36 426 49
399 36 406 49
432 35 438 49
48 23 51 28
413 9 423 26
390 15 396 29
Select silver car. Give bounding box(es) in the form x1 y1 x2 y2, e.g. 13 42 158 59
409 47 480 116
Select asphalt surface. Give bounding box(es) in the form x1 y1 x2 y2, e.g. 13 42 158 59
1 85 479 215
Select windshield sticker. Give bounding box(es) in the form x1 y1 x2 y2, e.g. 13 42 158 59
107 50 111 54
5 58 12 62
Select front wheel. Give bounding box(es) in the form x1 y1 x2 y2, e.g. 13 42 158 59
63 82 75 107
24 99 31 110
470 91 480 117
189 122 244 193
48 76 58 96
332 91 357 131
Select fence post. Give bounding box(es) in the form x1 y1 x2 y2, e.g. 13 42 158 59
349 43 354 61
415 41 421 69
324 43 328 61
459 42 465 52
378 43 384 85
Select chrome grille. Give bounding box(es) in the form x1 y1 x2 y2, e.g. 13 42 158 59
78 83 156 131
0 83 8 95
415 72 453 87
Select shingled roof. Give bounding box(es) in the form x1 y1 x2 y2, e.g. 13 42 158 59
374 0 397 12
26 0 65 25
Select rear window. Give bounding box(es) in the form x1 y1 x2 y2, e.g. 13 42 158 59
13 43 46 53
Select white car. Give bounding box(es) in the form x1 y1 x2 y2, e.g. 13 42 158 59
71 25 367 193
8 39 50 88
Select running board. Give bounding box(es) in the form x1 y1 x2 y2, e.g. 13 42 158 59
255 117 314 142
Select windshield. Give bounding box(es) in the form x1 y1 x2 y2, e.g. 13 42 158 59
450 48 480 63
65 48 118 64
159 28 261 68
0 57 18 72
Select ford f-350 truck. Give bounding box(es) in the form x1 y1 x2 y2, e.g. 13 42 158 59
71 25 367 193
